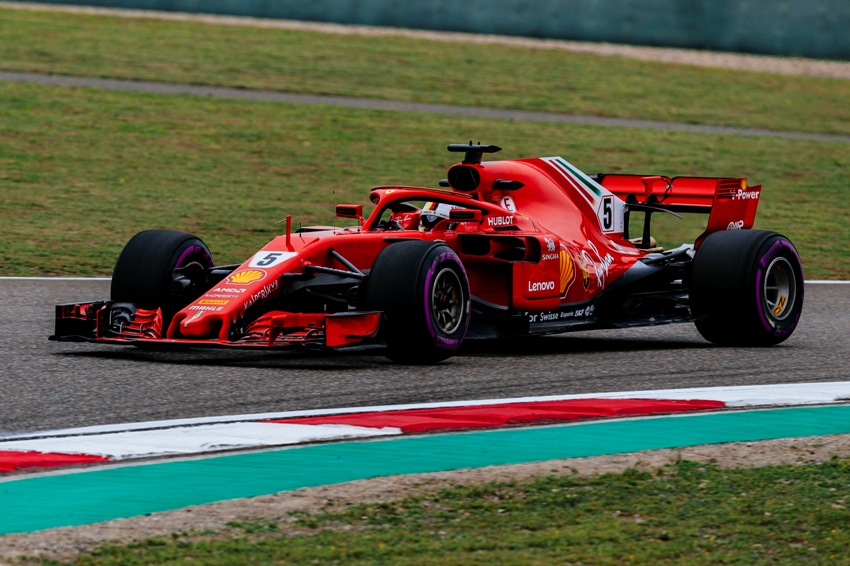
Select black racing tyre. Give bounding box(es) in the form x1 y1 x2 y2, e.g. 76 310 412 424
690 230 803 346
111 230 213 322
364 240 471 364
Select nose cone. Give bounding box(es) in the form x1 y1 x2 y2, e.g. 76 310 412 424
173 310 222 338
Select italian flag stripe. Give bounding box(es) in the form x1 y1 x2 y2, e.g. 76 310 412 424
554 157 604 198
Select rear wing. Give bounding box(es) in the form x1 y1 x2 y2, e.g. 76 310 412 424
595 174 762 247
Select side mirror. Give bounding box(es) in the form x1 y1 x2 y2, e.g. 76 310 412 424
336 204 364 221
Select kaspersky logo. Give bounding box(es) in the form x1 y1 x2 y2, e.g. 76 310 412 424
226 269 267 285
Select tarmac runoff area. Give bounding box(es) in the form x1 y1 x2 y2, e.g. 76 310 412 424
1 382 850 535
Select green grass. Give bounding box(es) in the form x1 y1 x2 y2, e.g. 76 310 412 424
1 7 849 136
49 459 850 565
1 7 848 278
1 81 848 278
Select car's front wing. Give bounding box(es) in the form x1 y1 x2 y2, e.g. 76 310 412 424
50 301 384 352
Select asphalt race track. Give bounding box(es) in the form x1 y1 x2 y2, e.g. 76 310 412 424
1 279 847 436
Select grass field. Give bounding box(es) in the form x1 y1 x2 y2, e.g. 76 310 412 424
45 460 850 564
2 7 849 562
2 7 850 136
1 7 848 278
2 80 848 278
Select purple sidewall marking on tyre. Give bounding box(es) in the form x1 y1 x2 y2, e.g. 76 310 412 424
759 240 785 269
755 240 801 335
755 265 771 331
423 251 469 350
175 245 211 269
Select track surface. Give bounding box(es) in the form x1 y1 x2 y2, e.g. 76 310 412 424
2 280 846 436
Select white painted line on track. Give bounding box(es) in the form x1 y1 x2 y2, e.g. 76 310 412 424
0 423 400 459
3 382 849 442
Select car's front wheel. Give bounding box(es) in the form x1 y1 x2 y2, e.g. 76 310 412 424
364 240 470 364
690 230 803 346
111 230 214 326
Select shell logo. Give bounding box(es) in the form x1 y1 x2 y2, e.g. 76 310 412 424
227 269 266 285
559 249 576 295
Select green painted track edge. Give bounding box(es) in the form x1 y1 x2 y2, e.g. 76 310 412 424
2 405 850 535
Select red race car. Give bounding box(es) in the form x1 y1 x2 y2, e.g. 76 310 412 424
51 144 803 363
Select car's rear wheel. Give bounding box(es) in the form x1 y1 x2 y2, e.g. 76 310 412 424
690 230 803 346
364 240 470 364
111 230 213 325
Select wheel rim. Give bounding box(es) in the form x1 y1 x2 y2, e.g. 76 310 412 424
431 267 464 335
763 256 796 321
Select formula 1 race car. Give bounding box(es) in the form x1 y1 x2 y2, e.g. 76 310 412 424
51 143 804 364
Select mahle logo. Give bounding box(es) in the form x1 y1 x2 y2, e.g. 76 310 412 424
227 269 266 285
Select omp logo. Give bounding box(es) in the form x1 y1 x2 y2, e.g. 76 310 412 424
227 269 266 285
529 280 555 292
727 220 745 230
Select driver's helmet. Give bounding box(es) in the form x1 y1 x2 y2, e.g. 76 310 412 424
419 202 459 231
